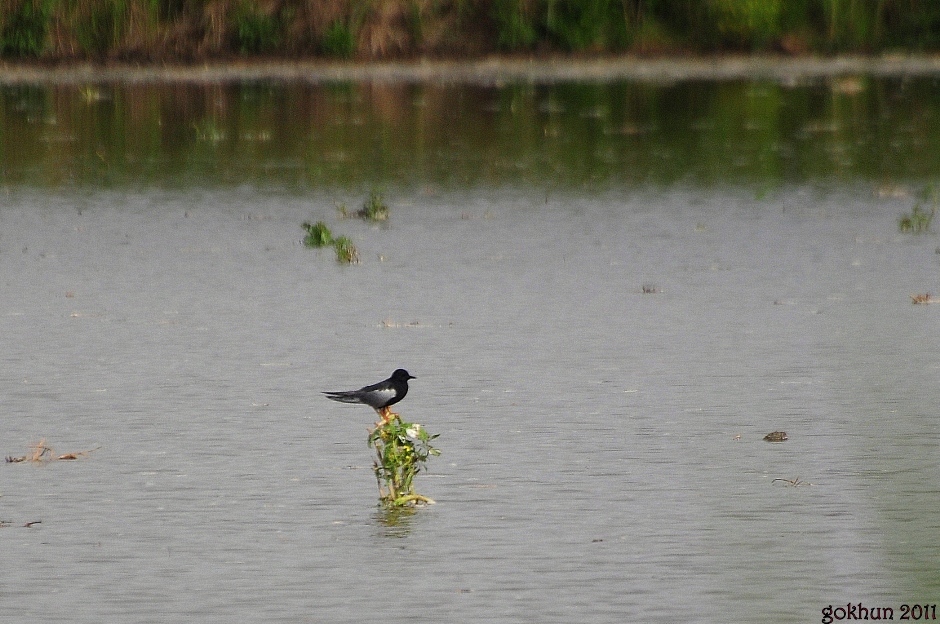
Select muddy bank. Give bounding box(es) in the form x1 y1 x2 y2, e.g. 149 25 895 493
3 54 940 85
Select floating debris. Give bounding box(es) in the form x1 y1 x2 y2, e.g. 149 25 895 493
6 439 99 464
5 438 51 463
763 431 788 442
911 293 939 304
0 520 41 529
381 319 421 328
772 477 813 487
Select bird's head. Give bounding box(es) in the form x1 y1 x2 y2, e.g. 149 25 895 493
392 369 416 381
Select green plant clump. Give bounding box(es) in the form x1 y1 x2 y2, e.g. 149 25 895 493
357 191 389 221
545 0 618 51
368 417 440 508
5 0 940 60
301 221 358 263
899 204 935 233
75 0 127 57
319 20 355 58
302 220 333 247
233 2 283 54
492 0 538 50
0 0 49 58
707 0 783 49
332 235 359 264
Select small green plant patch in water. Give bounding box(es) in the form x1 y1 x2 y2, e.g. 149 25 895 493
332 236 359 264
900 185 938 233
302 220 333 248
341 191 390 222
368 417 440 508
301 221 358 264
898 204 935 233
359 191 390 221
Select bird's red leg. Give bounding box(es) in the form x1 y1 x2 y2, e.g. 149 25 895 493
375 406 392 425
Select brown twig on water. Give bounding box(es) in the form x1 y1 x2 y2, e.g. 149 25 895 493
7 438 55 463
58 447 100 460
5 440 100 464
772 477 813 487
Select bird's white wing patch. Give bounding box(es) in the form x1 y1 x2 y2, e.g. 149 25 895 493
367 387 397 403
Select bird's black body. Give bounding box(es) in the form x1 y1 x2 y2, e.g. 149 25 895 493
324 369 415 422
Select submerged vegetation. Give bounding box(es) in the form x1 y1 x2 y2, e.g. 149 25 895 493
368 416 440 508
2 0 940 61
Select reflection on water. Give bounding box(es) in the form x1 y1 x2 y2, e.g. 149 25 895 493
3 76 940 188
373 505 418 538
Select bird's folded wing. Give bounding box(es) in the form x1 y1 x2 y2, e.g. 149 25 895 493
323 391 364 404
359 387 396 405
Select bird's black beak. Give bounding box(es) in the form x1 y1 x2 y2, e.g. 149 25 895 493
409 374 416 379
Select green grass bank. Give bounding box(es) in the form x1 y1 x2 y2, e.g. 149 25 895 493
1 0 940 63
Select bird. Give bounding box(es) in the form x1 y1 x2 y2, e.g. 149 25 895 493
323 369 416 424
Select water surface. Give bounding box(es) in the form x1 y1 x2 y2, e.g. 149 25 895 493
2 183 939 622
3 72 940 621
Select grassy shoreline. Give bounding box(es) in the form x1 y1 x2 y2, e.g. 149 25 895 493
3 53 940 84
2 1 940 66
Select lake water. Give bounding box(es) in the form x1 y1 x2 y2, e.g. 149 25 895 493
2 73 940 623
